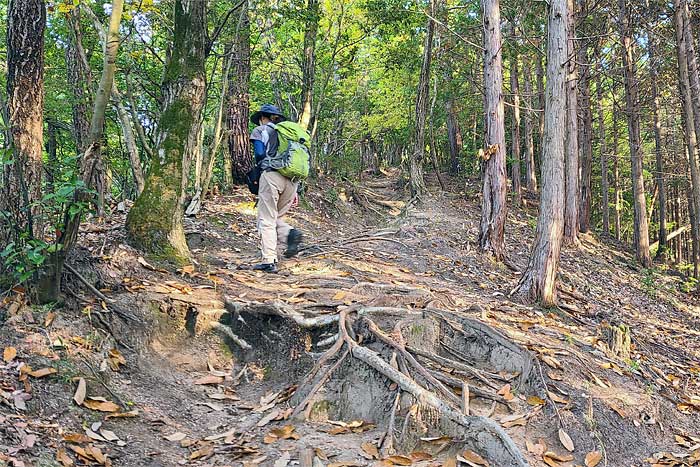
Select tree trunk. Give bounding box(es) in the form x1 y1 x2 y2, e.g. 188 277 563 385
535 44 545 144
80 0 124 215
612 102 621 241
126 0 207 262
299 0 319 131
478 0 508 260
227 0 252 186
200 55 232 204
678 0 700 275
563 0 579 245
510 52 522 205
60 0 124 258
522 55 537 192
648 36 666 260
596 65 609 237
446 99 462 174
512 0 567 305
3 0 46 241
82 4 145 197
113 88 146 196
618 0 651 267
46 121 57 194
65 6 92 155
577 5 593 233
410 0 435 198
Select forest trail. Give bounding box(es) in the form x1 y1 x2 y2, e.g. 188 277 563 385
2 173 700 467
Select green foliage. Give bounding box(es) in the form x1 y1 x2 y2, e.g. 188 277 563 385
640 268 659 298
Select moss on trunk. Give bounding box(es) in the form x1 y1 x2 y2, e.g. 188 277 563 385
126 0 207 263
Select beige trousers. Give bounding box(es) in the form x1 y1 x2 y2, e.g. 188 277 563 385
257 171 298 263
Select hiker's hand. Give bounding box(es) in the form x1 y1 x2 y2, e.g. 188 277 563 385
292 193 299 208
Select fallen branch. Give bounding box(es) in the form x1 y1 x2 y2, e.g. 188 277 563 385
64 263 138 322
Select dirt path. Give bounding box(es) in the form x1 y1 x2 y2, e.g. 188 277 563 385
2 173 700 467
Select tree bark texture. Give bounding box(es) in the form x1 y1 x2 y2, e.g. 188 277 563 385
65 7 93 155
577 11 593 233
227 0 253 186
512 0 567 306
596 65 609 236
563 0 579 245
299 0 319 131
446 99 462 173
126 0 207 262
410 0 435 198
522 56 537 192
3 0 46 241
618 0 651 267
678 0 700 272
510 52 522 204
648 36 666 259
478 0 507 260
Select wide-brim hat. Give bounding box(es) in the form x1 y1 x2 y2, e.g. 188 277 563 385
251 104 286 125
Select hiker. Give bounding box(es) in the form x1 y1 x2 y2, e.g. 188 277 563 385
249 104 304 273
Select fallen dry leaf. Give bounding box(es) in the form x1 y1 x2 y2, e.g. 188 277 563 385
410 452 432 461
497 384 514 401
194 375 224 385
108 348 126 371
29 367 57 378
585 450 603 467
63 433 92 444
3 346 17 363
526 439 546 456
361 442 379 459
190 444 214 460
526 395 546 406
83 399 120 413
264 425 300 444
541 355 562 369
442 458 457 467
558 428 575 452
544 451 574 462
56 448 74 466
100 429 119 442
164 432 187 442
386 455 413 465
547 391 570 404
460 450 489 466
44 311 56 327
73 378 86 405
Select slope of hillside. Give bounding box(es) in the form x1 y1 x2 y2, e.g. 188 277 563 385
1 173 699 467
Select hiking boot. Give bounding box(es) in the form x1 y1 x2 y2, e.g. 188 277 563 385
284 229 304 258
252 262 278 273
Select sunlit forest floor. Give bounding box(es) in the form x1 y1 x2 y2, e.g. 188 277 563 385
2 171 700 467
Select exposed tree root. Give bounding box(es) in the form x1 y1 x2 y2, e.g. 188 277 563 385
219 300 532 466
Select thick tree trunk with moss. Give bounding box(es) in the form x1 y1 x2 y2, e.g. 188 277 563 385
2 0 45 242
479 0 507 260
126 0 207 262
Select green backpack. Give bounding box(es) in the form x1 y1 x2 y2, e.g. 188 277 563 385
267 121 311 181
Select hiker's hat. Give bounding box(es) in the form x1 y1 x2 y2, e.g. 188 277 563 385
251 104 286 125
